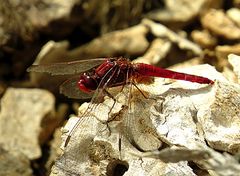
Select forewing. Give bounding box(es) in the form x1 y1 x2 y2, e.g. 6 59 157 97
27 58 106 75
60 76 94 99
63 66 120 146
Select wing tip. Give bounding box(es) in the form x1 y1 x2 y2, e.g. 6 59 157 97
27 65 43 73
26 66 35 72
26 65 57 75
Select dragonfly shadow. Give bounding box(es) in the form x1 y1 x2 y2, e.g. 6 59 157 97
122 84 214 153
121 94 162 153
55 136 96 175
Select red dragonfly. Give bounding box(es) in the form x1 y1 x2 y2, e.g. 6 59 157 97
28 57 214 146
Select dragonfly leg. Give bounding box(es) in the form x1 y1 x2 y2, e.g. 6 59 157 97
132 82 148 99
94 89 118 137
103 89 117 118
97 121 112 138
133 82 165 102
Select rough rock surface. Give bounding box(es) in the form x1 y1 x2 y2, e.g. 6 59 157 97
0 88 56 159
228 54 240 82
0 146 32 176
50 63 240 175
191 30 217 48
146 0 222 27
201 9 240 40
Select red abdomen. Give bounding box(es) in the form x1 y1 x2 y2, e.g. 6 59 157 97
134 63 214 84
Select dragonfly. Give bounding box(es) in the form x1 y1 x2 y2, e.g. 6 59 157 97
27 57 214 147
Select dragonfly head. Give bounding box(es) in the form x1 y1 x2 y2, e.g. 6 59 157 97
78 73 98 93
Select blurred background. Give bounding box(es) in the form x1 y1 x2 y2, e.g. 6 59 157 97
1 0 240 175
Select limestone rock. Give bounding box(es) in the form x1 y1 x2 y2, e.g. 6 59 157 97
216 44 240 60
201 9 240 40
0 146 32 176
0 88 56 159
50 64 240 175
146 0 222 27
228 54 240 82
191 30 217 48
227 8 240 27
142 19 202 55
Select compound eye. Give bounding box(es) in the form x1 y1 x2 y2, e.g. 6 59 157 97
78 74 97 93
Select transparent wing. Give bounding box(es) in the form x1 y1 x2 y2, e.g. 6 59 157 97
64 65 122 147
27 58 107 75
60 76 94 99
123 82 161 152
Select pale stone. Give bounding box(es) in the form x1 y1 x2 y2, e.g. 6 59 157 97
51 64 240 175
0 146 32 176
0 88 56 159
228 54 240 82
142 19 202 55
201 9 240 40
